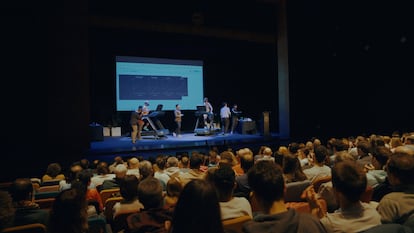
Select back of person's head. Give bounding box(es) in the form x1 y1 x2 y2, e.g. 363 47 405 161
263 147 273 156
155 155 167 170
77 169 92 184
314 145 329 164
335 151 356 164
334 138 350 152
219 151 237 167
180 155 190 168
166 156 179 168
80 159 90 170
372 146 392 168
96 161 110 175
213 165 236 201
139 160 153 180
189 153 204 169
238 148 254 173
9 178 33 202
49 188 88 233
273 151 285 167
283 153 301 175
128 157 140 169
288 142 300 154
332 160 367 202
120 175 139 202
386 152 414 185
170 179 224 233
357 140 372 155
137 177 163 209
66 162 83 183
114 164 128 178
45 162 63 178
248 160 285 210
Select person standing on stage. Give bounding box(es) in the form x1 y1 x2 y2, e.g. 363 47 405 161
130 105 144 143
220 102 231 135
230 104 242 134
203 97 214 129
142 100 150 131
173 104 184 137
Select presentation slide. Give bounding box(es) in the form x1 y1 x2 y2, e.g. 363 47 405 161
116 56 204 111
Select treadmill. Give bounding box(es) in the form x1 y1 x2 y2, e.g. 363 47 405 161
141 104 170 139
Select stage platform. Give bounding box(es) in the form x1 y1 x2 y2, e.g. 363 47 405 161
86 131 284 162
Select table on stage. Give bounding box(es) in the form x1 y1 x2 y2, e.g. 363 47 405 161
236 120 257 135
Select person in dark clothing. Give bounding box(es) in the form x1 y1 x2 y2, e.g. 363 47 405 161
242 160 327 233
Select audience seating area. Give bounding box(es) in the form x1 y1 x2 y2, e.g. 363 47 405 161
1 131 413 233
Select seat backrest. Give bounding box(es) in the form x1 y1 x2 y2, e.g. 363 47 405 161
103 196 123 223
34 191 59 200
1 223 47 233
222 215 252 233
34 197 55 210
99 188 120 205
37 185 60 193
285 180 311 202
40 179 61 187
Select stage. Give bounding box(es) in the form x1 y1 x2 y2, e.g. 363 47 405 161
86 131 283 162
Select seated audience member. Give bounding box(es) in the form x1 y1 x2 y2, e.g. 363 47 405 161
305 160 381 232
365 146 391 189
356 140 373 169
90 161 115 189
101 163 128 190
109 156 127 173
178 155 190 173
154 155 170 189
138 160 154 181
164 176 183 209
164 156 181 179
282 153 307 183
212 165 253 220
41 162 65 182
234 148 254 199
316 151 355 212
254 146 275 163
303 145 331 182
9 178 49 227
242 160 327 233
48 188 89 233
207 149 220 168
74 170 104 214
126 177 173 233
126 157 140 180
377 152 414 225
0 190 15 231
113 174 144 218
59 162 83 191
168 179 225 233
218 150 238 168
178 153 206 186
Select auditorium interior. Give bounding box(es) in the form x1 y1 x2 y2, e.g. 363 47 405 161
2 0 412 182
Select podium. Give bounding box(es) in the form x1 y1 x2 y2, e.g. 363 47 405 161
263 111 270 137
